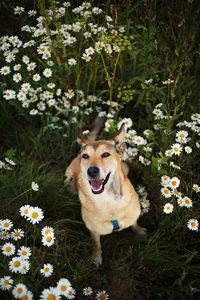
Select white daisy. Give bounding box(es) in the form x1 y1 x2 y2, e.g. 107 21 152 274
40 287 61 300
11 228 24 241
12 283 27 299
161 187 172 198
169 177 180 190
82 53 92 62
165 149 173 157
9 256 23 273
19 205 31 218
0 66 11 75
161 175 171 186
17 246 32 260
96 290 109 300
41 226 54 236
0 276 13 291
163 203 174 214
66 286 76 299
41 234 55 247
22 55 30 64
31 181 39 191
185 146 192 154
20 259 30 274
33 73 40 81
0 230 10 240
192 184 200 193
187 219 199 231
29 109 38 115
65 89 74 99
1 219 13 231
20 289 33 300
2 242 16 256
43 68 52 77
177 197 185 207
27 206 44 224
40 263 53 277
183 197 193 208
171 143 182 156
83 287 93 296
68 58 77 65
57 278 71 296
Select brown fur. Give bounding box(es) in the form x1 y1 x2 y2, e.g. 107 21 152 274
65 124 146 266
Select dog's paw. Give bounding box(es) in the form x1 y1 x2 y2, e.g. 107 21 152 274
92 252 102 267
133 224 147 236
137 226 147 236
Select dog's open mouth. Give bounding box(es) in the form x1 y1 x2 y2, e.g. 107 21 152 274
89 172 111 194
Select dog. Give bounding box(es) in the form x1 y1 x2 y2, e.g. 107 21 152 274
65 120 146 266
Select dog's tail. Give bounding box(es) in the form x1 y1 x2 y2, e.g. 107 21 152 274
88 116 104 140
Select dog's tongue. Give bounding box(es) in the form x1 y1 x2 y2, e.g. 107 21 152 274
90 179 103 191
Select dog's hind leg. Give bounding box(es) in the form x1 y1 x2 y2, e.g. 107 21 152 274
132 222 147 236
90 231 102 266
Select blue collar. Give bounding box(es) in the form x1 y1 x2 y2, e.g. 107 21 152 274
111 219 119 232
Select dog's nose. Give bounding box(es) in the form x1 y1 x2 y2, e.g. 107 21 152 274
87 166 100 178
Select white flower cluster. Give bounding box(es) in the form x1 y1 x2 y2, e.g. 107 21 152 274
1 2 126 124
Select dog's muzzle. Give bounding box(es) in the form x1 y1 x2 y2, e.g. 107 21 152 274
87 167 111 194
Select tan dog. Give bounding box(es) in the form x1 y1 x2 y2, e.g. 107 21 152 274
65 123 146 266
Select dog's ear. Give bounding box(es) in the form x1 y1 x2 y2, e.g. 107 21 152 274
111 123 125 151
77 129 88 147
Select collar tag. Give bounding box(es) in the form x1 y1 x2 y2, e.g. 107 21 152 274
111 219 119 232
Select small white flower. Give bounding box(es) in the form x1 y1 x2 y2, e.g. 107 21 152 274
163 203 174 214
12 283 27 298
40 263 53 277
83 287 93 296
187 219 199 231
171 143 182 156
161 187 172 198
0 276 13 291
57 278 72 296
185 146 192 154
169 177 180 190
31 181 39 191
192 184 200 193
183 197 193 208
27 206 44 224
43 68 52 77
68 58 77 65
2 242 16 256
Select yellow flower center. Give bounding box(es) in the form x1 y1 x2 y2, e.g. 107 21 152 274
61 285 67 291
4 222 9 228
171 181 177 186
6 246 11 252
15 232 20 236
174 147 178 152
32 212 38 219
17 288 23 294
191 222 196 227
44 267 49 272
22 296 28 300
24 209 28 214
46 236 52 242
100 294 105 300
14 261 21 267
47 295 56 300
185 199 190 204
164 189 169 194
4 280 9 285
22 251 27 256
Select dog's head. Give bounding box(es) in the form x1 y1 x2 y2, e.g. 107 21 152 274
77 124 125 194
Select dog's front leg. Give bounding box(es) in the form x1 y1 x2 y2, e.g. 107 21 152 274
90 231 102 266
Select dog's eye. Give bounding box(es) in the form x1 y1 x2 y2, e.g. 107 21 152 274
102 152 110 158
82 154 89 159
